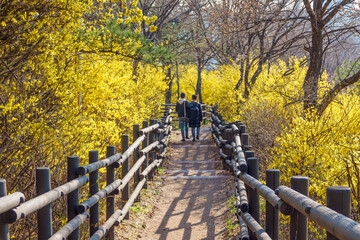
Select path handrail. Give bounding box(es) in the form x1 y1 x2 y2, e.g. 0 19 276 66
278 186 360 240
3 176 89 223
49 213 89 240
0 184 25 215
77 153 122 175
119 135 147 163
209 107 360 240
0 108 173 240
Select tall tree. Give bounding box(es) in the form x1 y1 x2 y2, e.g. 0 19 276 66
188 0 213 103
198 0 306 98
301 0 360 113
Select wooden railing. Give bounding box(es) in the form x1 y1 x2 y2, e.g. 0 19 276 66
209 108 360 240
0 110 172 240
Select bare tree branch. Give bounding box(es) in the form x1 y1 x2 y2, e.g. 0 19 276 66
317 69 360 116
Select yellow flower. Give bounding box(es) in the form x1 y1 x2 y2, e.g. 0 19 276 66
124 9 131 17
149 25 157 32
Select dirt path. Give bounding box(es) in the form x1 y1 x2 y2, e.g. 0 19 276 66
139 126 231 240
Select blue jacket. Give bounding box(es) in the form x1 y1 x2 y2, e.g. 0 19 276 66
188 101 203 128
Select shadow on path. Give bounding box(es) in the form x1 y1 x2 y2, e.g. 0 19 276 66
140 127 230 240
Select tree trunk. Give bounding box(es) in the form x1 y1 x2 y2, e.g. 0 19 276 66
243 55 251 99
132 59 140 83
196 59 203 103
165 66 173 104
235 59 245 90
176 62 180 100
235 59 245 114
303 27 323 111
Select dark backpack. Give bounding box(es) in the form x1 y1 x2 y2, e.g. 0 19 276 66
189 103 199 120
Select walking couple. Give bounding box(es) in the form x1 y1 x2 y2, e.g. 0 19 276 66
175 93 203 142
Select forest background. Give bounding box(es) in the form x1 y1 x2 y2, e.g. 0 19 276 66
1 0 360 238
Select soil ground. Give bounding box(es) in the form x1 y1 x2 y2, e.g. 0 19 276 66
115 126 233 240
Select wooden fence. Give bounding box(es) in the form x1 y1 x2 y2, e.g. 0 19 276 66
0 110 173 240
209 107 360 240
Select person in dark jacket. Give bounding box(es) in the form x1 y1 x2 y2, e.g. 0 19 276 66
175 93 190 141
188 94 203 141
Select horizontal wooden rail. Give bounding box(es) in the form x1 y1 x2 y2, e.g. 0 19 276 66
209 107 360 240
77 179 121 213
119 135 146 163
241 212 271 240
238 172 280 208
277 186 360 240
140 123 160 134
50 213 89 240
0 191 25 214
238 216 249 240
3 176 89 223
140 160 160 179
117 178 147 224
89 153 162 240
117 155 146 192
234 134 247 172
0 105 174 240
77 153 122 175
139 141 160 156
236 178 248 212
90 178 147 240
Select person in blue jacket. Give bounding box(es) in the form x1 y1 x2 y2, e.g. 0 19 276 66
188 94 203 141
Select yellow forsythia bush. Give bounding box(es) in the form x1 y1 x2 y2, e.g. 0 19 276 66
1 0 164 188
1 1 165 237
174 64 243 121
177 58 360 222
1 55 167 183
269 93 360 213
74 55 167 158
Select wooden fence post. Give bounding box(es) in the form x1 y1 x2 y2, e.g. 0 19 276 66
158 121 163 168
245 151 254 160
154 120 159 176
0 179 9 240
220 127 227 168
121 134 130 220
242 133 251 152
225 128 232 171
266 169 280 240
238 124 246 136
241 133 249 146
142 121 149 189
290 176 308 240
106 146 116 240
247 157 260 240
133 124 141 202
36 167 52 240
230 128 235 160
89 151 99 236
326 186 351 240
244 150 254 208
67 156 80 240
149 119 157 181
